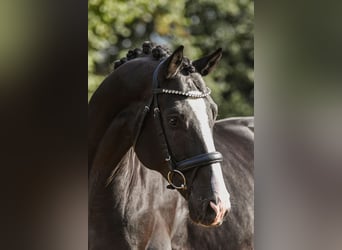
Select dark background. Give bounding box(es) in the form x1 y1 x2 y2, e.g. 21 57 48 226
0 0 341 250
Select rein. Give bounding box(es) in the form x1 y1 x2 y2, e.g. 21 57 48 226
133 59 223 190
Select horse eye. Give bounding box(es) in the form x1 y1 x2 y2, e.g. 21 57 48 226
168 117 178 127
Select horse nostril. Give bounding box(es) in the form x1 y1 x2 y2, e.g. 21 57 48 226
209 201 220 215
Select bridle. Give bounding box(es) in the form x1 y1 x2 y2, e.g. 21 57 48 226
133 59 223 190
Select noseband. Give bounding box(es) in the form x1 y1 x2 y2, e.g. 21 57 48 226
133 59 223 190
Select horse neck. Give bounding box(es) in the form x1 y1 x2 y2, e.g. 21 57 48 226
106 148 146 214
88 147 141 250
88 57 191 241
88 58 156 173
88 103 148 248
89 59 157 220
108 148 190 242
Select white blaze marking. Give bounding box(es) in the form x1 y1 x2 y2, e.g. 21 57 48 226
186 94 231 212
186 96 215 152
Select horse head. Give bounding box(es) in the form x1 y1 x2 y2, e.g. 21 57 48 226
134 45 231 227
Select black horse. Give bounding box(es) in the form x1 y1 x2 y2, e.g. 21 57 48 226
89 42 254 249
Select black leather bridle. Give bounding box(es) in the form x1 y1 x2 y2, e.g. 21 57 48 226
133 59 223 190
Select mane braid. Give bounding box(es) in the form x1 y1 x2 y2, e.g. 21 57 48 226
113 41 172 70
113 41 196 74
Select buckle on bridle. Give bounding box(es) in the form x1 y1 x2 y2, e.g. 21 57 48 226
153 107 160 117
167 170 187 190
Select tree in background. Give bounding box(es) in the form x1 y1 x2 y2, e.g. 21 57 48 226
88 0 253 118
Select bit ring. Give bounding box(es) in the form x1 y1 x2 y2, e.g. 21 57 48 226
167 170 187 190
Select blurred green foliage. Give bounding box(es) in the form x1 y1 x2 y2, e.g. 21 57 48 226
88 0 253 118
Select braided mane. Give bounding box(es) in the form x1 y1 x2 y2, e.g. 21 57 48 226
114 41 195 74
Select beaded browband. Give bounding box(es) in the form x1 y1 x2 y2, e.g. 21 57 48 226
152 87 211 98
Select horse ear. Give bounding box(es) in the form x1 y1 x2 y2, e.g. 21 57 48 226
163 45 184 79
192 48 222 76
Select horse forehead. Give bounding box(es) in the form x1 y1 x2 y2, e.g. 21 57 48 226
182 73 205 85
164 72 204 89
186 97 210 116
171 97 211 117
